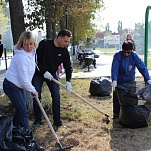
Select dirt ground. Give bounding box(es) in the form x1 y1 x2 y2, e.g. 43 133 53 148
29 77 151 151
2 77 151 151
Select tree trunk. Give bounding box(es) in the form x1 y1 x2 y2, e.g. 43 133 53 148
60 18 65 30
52 22 56 38
26 91 33 112
46 20 52 39
8 0 25 44
8 0 32 111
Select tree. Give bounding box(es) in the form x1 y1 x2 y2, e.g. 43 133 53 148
0 2 9 36
2 27 13 48
24 0 105 41
105 23 110 31
134 22 145 54
118 21 122 31
8 0 25 44
0 2 13 48
8 0 33 111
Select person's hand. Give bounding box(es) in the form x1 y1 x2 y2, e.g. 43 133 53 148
66 81 72 92
147 80 151 84
44 71 53 81
112 81 117 91
31 91 38 98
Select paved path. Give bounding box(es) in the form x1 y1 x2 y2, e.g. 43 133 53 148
68 54 113 78
0 69 6 95
0 58 10 95
61 50 150 79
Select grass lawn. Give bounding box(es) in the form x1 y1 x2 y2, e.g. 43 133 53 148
0 48 151 150
1 58 151 150
30 77 151 150
96 47 118 54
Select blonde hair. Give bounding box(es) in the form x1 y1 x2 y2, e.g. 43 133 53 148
17 31 37 50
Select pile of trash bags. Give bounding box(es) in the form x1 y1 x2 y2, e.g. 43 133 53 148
0 115 45 151
89 77 112 96
116 81 151 128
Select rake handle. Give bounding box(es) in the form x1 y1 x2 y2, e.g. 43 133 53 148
52 78 107 116
35 97 63 148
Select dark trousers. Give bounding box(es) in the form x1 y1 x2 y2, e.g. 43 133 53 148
113 91 120 116
3 78 29 129
32 74 62 125
93 59 96 67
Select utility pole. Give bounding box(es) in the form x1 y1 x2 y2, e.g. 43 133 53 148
65 6 68 29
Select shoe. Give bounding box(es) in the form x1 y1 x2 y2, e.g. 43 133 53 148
53 122 67 129
112 114 119 119
27 140 45 151
53 125 59 132
36 143 45 151
60 123 68 128
32 120 43 128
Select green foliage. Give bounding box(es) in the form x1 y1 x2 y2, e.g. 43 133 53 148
0 95 10 105
65 106 83 120
134 22 145 54
0 2 11 47
105 23 110 31
96 47 117 54
118 21 122 31
2 27 13 48
0 5 9 36
24 0 105 41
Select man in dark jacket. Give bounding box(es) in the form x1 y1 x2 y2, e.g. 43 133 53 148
111 40 151 119
32 29 72 128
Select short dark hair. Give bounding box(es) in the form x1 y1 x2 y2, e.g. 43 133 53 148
122 40 133 51
57 29 72 38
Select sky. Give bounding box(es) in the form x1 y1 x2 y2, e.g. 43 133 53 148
95 0 151 32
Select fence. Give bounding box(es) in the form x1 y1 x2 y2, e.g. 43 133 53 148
1 48 14 70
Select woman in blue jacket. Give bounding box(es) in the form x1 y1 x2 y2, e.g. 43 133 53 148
111 40 151 119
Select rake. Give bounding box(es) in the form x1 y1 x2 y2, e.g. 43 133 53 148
52 78 110 124
35 97 73 151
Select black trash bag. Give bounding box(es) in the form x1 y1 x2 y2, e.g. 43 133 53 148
135 84 151 103
89 77 112 96
0 115 14 150
119 105 150 129
116 85 138 107
0 115 45 151
116 81 150 128
12 127 37 151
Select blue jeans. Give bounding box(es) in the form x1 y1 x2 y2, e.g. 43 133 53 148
3 78 29 129
32 74 62 125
